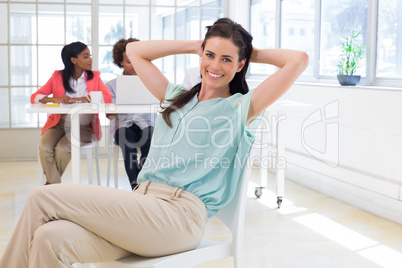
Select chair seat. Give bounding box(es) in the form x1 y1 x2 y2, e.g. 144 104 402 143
91 239 232 268
81 139 99 149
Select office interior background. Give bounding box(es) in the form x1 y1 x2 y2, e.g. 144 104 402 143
0 0 401 236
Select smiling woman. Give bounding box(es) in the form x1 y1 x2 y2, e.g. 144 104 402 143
125 17 308 219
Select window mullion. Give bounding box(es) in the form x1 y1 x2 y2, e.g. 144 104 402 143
174 0 177 84
92 0 99 70
7 2 11 128
366 0 378 85
123 0 126 39
314 0 321 78
35 2 40 127
275 0 281 49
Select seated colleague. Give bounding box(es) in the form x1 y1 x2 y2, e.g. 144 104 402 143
106 38 155 189
31 41 112 184
0 18 308 267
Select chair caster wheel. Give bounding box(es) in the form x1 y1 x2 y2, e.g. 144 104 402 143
255 187 264 198
277 197 282 208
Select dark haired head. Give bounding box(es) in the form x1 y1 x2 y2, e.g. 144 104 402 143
112 38 140 68
162 18 253 127
60 41 93 93
202 17 253 95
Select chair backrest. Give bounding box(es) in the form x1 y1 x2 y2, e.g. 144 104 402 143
214 154 252 245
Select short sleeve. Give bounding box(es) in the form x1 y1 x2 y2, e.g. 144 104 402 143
165 82 188 101
228 89 265 137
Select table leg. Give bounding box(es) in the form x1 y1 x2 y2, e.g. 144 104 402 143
276 110 285 208
256 115 269 198
70 112 81 184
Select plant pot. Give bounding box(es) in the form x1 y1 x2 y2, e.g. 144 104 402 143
337 75 361 86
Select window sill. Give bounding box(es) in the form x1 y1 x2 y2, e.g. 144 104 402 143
246 77 402 92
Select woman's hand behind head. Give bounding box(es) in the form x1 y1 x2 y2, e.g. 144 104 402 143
196 40 204 57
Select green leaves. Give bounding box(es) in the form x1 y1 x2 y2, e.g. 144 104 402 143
338 30 365 75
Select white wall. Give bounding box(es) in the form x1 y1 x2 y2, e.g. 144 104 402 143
0 127 109 161
0 129 42 161
258 82 402 225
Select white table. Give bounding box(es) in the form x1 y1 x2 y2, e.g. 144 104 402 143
27 103 159 184
255 100 312 208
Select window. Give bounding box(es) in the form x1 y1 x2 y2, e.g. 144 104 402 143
0 0 225 129
281 0 315 76
249 0 277 76
288 28 295 35
249 0 401 87
97 0 223 90
320 0 367 77
377 0 402 78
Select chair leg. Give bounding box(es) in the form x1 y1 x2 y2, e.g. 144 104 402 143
233 245 244 268
84 149 93 184
94 146 100 185
106 145 113 187
113 145 119 188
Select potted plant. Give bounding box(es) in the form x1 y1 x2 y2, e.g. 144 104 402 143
337 30 365 86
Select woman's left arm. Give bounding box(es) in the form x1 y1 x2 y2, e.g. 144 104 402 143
247 48 309 121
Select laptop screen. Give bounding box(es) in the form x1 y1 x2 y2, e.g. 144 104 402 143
115 76 159 105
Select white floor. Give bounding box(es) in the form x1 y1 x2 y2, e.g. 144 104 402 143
1 159 402 268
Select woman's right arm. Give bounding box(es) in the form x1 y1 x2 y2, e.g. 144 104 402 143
126 40 202 102
38 96 71 104
30 71 72 104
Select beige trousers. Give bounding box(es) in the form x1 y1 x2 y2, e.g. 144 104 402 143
39 118 92 184
0 182 207 268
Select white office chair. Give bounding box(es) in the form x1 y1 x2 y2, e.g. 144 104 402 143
81 135 101 185
37 134 100 185
87 154 252 268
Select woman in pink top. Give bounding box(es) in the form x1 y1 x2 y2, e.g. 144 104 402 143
31 41 112 184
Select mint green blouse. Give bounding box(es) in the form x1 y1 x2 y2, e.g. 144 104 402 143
138 83 262 218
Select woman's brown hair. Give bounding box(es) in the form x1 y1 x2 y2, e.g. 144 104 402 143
161 18 253 127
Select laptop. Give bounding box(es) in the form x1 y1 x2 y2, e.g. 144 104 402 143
115 75 159 105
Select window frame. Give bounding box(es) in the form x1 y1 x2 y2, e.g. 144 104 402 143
0 0 226 129
248 0 402 89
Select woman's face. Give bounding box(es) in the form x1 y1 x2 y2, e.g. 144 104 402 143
200 37 245 93
121 52 136 75
72 47 92 72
